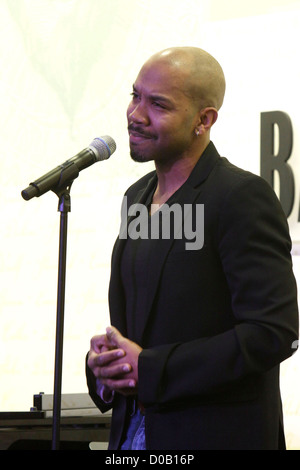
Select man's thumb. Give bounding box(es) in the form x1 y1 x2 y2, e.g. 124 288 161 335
106 326 121 347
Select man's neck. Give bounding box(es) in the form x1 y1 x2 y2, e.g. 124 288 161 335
153 159 193 205
152 140 209 208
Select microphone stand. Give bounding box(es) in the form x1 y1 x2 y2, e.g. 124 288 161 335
50 162 79 450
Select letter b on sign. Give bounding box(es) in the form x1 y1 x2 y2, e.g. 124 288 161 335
260 111 294 217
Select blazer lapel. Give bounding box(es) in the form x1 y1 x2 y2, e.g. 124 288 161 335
137 142 220 344
109 172 157 335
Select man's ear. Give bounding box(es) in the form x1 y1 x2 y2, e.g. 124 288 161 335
197 107 218 134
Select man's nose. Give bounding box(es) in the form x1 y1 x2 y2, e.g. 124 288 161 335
128 102 149 125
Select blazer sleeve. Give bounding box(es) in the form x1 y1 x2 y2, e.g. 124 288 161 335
138 175 299 408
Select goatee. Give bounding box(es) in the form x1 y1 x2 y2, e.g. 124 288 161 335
129 148 150 163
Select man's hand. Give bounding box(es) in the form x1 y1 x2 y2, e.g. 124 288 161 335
88 327 142 396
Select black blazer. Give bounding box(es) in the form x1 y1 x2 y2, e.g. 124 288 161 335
87 142 298 450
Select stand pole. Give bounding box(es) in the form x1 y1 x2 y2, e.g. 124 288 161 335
51 189 71 450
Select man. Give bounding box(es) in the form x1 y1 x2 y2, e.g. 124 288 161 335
86 47 299 450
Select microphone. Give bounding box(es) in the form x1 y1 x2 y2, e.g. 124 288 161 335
21 135 116 201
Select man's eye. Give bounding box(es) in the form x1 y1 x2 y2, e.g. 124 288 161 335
152 101 165 109
130 92 139 100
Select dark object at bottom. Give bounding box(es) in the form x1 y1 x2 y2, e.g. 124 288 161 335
8 439 91 450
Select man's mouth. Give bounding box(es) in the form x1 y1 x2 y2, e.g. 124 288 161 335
128 125 154 141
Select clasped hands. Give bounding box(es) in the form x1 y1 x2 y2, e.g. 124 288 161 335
88 326 142 397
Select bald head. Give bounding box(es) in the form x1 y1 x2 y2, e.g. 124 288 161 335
143 47 226 111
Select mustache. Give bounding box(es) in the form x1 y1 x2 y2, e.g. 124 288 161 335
128 124 154 139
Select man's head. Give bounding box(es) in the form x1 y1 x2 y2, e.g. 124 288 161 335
127 47 226 165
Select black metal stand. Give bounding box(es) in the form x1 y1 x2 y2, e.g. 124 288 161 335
49 162 79 450
52 162 79 450
51 186 72 450
49 184 73 450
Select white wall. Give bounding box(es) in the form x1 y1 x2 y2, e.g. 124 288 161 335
0 0 300 449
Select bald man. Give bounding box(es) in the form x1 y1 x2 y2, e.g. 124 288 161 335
86 47 298 450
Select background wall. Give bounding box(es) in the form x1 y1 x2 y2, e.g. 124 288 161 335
1 0 300 449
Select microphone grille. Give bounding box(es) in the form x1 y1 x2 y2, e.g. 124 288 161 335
89 135 117 161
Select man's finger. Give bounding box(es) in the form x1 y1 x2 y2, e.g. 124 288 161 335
90 334 112 353
106 326 124 347
87 348 125 373
96 348 125 366
99 362 132 378
100 377 137 391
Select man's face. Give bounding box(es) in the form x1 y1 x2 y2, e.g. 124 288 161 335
126 59 199 164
